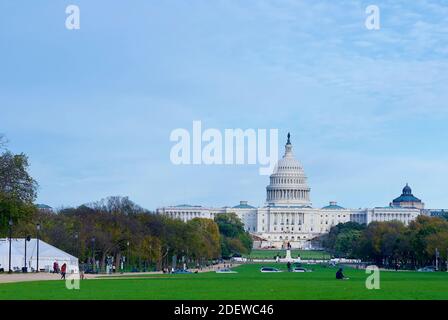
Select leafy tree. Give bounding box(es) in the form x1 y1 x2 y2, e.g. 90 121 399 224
0 151 38 203
187 218 221 261
321 222 365 257
355 221 408 266
408 216 448 267
425 231 448 263
0 139 38 233
215 213 252 258
324 217 448 269
334 229 363 258
21 197 225 271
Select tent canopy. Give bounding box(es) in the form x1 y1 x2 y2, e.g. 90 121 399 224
0 238 79 273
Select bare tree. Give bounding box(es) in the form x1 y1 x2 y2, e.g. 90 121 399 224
87 196 144 215
0 134 7 150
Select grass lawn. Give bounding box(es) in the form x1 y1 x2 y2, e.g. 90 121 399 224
245 249 331 260
0 264 447 300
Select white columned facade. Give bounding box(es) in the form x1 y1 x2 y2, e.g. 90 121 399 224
156 133 428 249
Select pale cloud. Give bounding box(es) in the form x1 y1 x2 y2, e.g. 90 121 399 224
1 0 447 209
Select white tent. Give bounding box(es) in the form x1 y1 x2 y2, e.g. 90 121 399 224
0 238 79 273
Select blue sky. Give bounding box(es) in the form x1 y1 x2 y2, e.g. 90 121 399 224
1 0 448 210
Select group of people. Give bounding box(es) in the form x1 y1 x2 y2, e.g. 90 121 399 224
53 261 67 280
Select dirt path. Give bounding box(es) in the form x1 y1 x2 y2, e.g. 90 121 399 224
0 272 64 284
0 263 240 284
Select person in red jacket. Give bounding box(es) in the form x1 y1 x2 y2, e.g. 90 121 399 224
60 263 67 280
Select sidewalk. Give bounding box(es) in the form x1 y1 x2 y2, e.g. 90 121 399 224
0 272 63 284
0 263 239 284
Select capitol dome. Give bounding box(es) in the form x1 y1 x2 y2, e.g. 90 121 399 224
266 133 311 207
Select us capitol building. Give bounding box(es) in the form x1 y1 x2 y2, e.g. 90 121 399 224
157 134 442 249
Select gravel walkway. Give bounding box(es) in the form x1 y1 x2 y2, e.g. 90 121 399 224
0 263 239 284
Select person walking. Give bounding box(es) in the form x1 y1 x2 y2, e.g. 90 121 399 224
60 263 67 280
53 261 59 274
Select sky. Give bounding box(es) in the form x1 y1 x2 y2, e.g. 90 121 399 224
1 0 448 210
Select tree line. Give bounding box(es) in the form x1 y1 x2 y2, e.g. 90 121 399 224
0 135 252 271
16 197 253 270
322 216 448 270
8 196 252 272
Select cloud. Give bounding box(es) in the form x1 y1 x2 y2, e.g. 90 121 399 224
1 0 447 209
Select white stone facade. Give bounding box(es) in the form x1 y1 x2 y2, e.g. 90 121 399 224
156 135 424 249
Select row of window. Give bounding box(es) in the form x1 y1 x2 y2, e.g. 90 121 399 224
266 235 308 240
267 189 308 200
270 177 305 184
273 221 302 225
320 214 347 218
271 226 304 232
372 213 412 218
165 211 205 216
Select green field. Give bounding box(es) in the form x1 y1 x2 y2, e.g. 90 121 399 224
1 264 448 300
245 250 331 260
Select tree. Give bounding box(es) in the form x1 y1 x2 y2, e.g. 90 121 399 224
0 135 7 150
333 229 363 258
355 221 407 266
0 140 38 233
139 235 162 268
321 222 365 257
408 216 448 267
0 151 38 203
378 221 407 267
425 231 448 264
88 196 145 215
187 218 221 261
215 213 252 258
340 217 448 269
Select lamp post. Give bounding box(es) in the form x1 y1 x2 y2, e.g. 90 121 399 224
436 248 440 271
446 249 448 273
8 219 13 274
127 241 130 272
73 233 79 258
91 237 96 272
36 223 41 273
24 235 31 273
